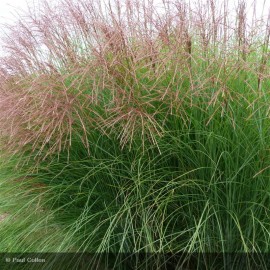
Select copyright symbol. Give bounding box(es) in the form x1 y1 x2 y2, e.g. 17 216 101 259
5 258 11 262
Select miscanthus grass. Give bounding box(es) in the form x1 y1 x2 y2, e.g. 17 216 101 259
0 0 270 269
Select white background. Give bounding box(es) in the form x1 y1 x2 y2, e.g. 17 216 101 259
0 0 269 56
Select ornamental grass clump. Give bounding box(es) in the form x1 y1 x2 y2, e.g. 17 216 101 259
0 0 270 269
